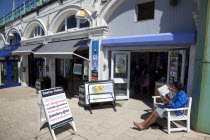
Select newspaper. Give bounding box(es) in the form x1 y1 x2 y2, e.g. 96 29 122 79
157 85 175 101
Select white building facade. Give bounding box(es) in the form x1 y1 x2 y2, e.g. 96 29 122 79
0 0 198 99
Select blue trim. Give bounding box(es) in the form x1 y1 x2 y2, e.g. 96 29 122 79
101 31 195 47
0 60 20 62
3 44 20 51
0 83 21 89
0 61 21 89
0 51 12 57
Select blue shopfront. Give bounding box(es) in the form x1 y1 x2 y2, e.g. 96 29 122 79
0 45 21 89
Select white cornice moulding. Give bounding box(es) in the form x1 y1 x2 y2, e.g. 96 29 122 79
21 26 109 44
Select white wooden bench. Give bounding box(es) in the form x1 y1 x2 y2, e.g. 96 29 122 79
152 96 192 134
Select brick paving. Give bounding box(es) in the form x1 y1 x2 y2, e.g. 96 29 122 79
0 87 209 140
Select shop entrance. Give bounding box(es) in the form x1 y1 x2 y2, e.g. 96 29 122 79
0 58 21 89
28 54 45 87
55 49 89 95
110 49 189 100
130 52 168 98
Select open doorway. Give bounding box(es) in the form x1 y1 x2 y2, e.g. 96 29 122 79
130 52 168 99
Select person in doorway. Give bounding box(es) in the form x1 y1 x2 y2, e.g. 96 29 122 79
139 66 150 96
133 82 189 131
139 59 147 74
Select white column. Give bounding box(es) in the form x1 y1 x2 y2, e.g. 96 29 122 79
98 39 104 80
18 62 21 83
103 47 109 80
21 55 29 87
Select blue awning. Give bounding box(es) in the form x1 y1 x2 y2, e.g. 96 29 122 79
102 31 195 47
0 51 12 57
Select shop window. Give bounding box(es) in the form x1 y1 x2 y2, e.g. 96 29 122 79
29 26 45 38
57 20 66 33
57 15 90 33
67 15 77 29
79 19 90 28
137 1 155 21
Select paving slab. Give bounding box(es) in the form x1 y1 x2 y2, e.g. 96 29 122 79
0 87 210 140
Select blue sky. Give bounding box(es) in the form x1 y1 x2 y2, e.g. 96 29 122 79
0 0 26 17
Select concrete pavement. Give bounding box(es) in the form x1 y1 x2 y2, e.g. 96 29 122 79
0 87 209 140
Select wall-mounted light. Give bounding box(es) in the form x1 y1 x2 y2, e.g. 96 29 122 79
101 0 108 3
9 33 14 37
75 9 89 20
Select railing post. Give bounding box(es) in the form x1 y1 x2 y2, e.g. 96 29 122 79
22 2 26 15
3 15 6 25
11 10 14 21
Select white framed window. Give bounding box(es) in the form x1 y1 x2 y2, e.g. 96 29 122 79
57 15 90 33
30 26 45 38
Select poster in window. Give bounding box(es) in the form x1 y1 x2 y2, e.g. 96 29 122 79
84 60 89 76
73 64 82 75
91 41 99 80
115 54 127 74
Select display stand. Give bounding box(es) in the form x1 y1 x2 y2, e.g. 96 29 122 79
84 80 116 114
37 87 76 140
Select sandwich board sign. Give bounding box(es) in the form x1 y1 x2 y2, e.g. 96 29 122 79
84 80 116 114
38 87 76 140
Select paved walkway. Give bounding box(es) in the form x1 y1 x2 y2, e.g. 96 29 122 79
0 87 209 140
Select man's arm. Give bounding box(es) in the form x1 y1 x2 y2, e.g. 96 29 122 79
161 96 173 105
168 86 177 92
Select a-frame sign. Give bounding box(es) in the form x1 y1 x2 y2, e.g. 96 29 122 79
38 87 76 140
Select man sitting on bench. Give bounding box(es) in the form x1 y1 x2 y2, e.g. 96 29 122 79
133 82 189 131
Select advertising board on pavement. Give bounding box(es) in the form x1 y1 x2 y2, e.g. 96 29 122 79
38 87 76 140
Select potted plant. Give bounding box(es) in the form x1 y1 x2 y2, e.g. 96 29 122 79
36 76 51 90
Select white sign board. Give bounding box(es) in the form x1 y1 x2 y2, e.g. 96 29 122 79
84 81 115 104
38 87 76 140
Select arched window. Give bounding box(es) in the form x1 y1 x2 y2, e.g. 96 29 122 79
9 33 21 45
30 26 45 38
57 15 90 33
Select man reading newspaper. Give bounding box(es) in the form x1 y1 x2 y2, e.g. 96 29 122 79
133 82 189 131
157 84 175 101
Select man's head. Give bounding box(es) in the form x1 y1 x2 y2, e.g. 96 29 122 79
174 82 184 91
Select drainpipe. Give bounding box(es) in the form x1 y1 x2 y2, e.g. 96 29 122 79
191 0 210 134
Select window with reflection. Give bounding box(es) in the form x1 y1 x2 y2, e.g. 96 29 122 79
30 26 45 38
79 19 90 28
57 15 90 33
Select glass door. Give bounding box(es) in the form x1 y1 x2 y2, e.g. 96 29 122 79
111 51 131 100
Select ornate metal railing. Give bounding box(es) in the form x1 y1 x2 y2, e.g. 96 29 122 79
0 0 54 27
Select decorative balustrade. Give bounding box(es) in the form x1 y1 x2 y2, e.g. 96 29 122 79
0 0 53 27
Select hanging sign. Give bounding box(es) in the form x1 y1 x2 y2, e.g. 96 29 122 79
38 87 76 140
73 64 82 75
91 41 99 80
